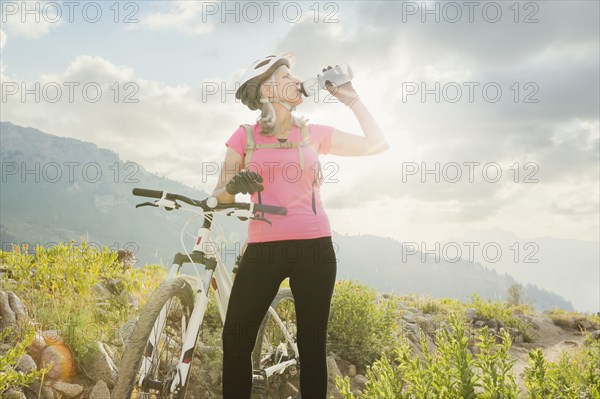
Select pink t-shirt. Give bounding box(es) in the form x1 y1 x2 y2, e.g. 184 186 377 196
225 122 334 243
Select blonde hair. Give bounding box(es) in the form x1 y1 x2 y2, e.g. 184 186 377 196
257 65 308 136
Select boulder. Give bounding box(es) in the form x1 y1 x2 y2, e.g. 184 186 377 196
2 389 26 399
40 344 75 380
348 364 357 377
465 308 478 322
81 342 119 387
89 380 111 399
26 332 47 364
327 355 343 387
354 374 368 389
16 353 37 373
575 317 598 331
52 382 83 398
42 330 65 346
0 290 17 331
23 381 54 399
7 291 30 325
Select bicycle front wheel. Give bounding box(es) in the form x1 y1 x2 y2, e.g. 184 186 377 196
252 288 299 394
112 277 195 399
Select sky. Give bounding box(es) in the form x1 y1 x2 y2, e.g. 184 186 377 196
1 0 599 251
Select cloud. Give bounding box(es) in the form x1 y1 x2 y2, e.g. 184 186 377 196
1 54 248 190
0 29 6 48
1 1 63 38
1 1 598 243
133 1 215 35
272 2 599 217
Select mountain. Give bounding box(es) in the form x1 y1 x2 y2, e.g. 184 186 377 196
331 233 575 312
0 121 576 312
0 120 242 268
447 228 599 313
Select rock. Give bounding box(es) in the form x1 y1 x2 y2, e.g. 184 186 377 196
23 381 54 399
348 364 357 377
119 290 140 309
52 382 83 398
403 322 420 337
40 344 75 380
466 308 478 322
26 332 47 363
41 383 55 399
512 308 525 317
575 317 597 331
103 278 126 294
475 320 486 328
485 319 499 330
562 340 579 347
327 355 343 387
552 315 576 330
7 291 30 324
417 315 434 334
101 342 117 363
89 380 111 399
92 283 112 300
81 342 119 387
16 353 37 373
0 290 17 330
402 312 417 324
0 343 12 355
509 327 522 340
208 368 220 384
42 330 65 346
119 317 139 346
2 388 26 399
354 374 368 389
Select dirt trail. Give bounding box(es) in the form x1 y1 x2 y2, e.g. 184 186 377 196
508 315 586 387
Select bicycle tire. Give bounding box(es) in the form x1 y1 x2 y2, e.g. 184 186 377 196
112 277 195 399
252 288 299 384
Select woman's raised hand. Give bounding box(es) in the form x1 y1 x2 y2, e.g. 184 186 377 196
322 65 360 107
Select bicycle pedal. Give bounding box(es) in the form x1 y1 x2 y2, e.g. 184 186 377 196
251 369 268 392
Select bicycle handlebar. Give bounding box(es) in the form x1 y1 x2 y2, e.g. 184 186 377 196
132 188 287 215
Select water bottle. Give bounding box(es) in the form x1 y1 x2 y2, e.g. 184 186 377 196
300 64 354 98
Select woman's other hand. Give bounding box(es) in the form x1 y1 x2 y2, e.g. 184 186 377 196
225 171 264 195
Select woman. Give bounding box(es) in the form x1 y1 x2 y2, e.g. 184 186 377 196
212 52 388 399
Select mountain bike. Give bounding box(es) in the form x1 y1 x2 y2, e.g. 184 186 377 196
112 188 300 398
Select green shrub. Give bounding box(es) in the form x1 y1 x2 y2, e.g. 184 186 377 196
524 335 600 398
336 313 521 399
328 280 398 369
470 293 535 342
0 242 165 366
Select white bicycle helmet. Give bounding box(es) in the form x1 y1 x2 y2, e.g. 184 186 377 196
235 52 297 111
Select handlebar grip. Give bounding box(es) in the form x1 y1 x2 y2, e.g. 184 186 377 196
255 204 287 215
132 188 164 199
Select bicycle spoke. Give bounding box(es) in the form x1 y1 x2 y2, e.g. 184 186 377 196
130 295 191 398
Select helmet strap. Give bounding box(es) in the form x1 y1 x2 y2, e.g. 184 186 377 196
260 97 296 112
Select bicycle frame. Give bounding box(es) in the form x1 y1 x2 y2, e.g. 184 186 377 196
134 204 300 394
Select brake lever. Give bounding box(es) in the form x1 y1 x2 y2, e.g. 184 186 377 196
136 202 158 208
135 200 179 211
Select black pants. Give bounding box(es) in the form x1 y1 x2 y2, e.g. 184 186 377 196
222 236 337 399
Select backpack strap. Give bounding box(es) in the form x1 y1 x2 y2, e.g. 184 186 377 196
300 125 324 186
